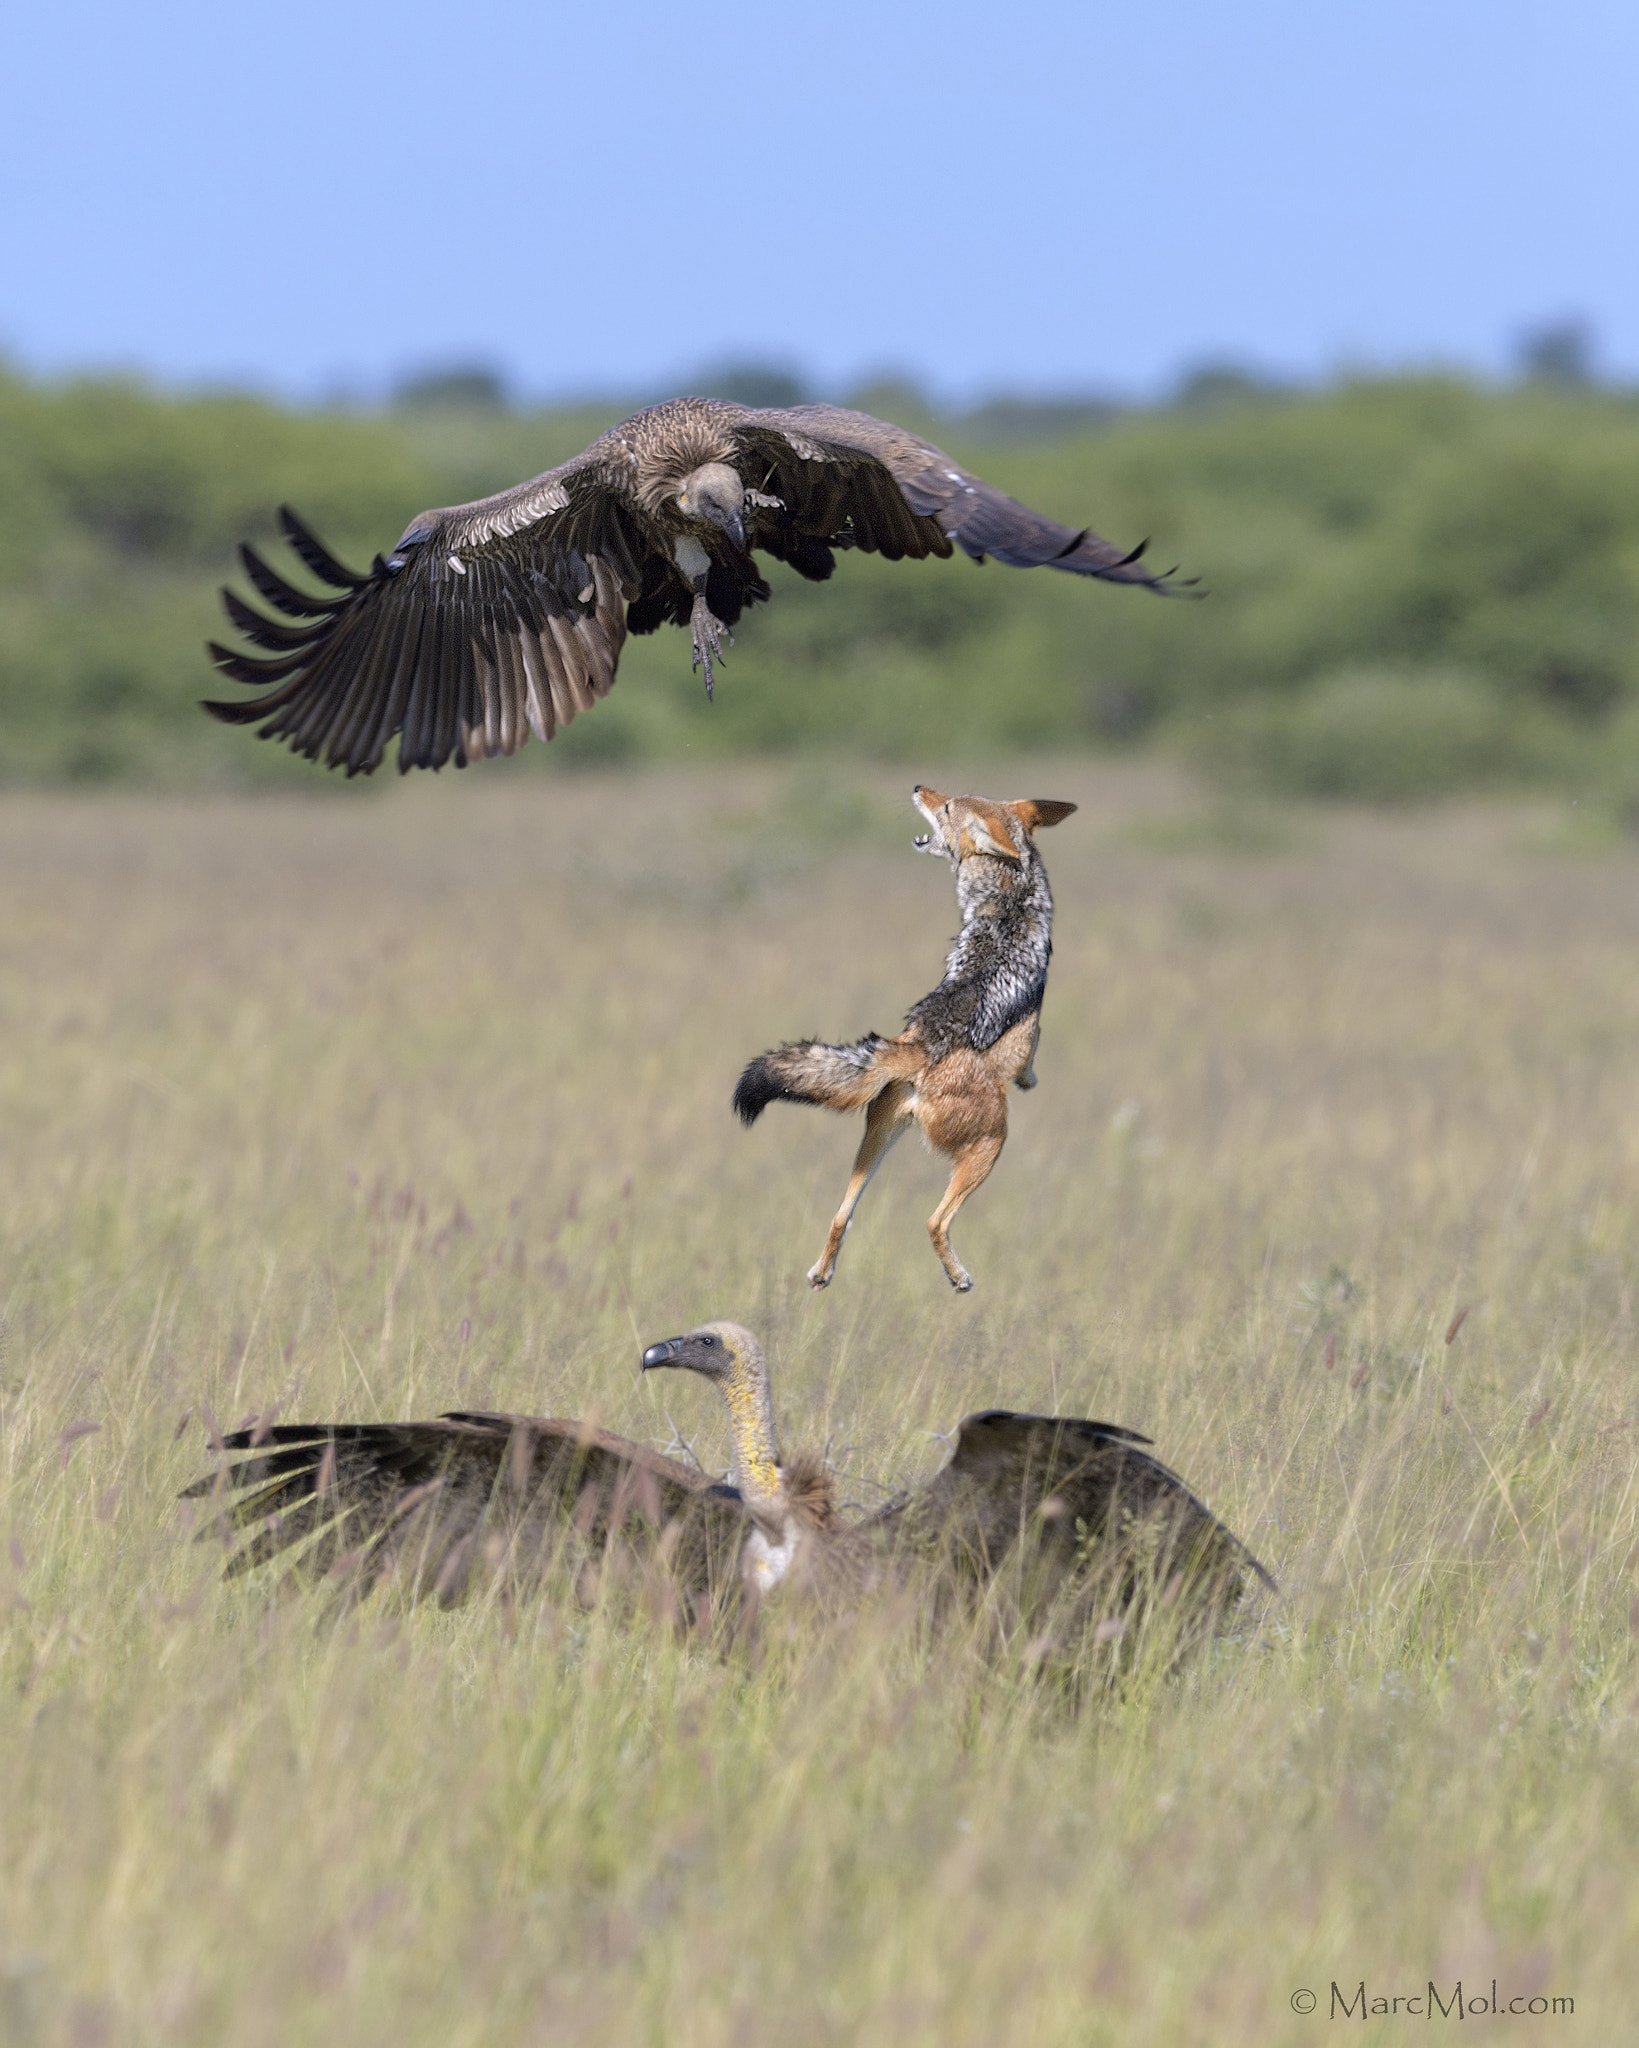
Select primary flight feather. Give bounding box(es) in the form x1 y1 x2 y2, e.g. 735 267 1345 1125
204 397 1196 776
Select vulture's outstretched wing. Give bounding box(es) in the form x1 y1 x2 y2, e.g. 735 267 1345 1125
204 397 1196 776
887 1410 1275 1607
203 438 646 775
730 405 1197 591
180 1409 751 1610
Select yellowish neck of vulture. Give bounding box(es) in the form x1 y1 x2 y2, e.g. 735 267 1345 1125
720 1343 782 1507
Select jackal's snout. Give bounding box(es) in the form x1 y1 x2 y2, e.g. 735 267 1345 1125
910 783 948 854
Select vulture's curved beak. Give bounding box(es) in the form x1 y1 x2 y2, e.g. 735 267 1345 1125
704 505 747 554
641 1338 683 1371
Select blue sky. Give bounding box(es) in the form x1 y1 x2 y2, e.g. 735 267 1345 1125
5 0 1637 403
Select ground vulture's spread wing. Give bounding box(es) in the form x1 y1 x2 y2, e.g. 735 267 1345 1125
203 441 648 775
732 405 1196 592
898 1410 1276 1599
180 1410 750 1609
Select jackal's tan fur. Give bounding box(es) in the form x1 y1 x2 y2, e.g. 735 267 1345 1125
733 785 1075 1290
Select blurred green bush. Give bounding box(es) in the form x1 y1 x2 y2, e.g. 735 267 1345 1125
2 362 1638 795
1181 667 1574 802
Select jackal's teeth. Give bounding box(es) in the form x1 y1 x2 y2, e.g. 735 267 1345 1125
912 834 931 849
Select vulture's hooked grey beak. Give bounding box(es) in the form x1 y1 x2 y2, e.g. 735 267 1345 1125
703 505 747 554
642 1328 730 1377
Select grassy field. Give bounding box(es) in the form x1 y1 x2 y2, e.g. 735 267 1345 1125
2 760 1636 2045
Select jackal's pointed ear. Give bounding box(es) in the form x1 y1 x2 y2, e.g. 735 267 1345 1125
1010 799 1078 834
959 816 1023 866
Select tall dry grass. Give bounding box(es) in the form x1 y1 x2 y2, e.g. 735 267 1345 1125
1 761 1635 2045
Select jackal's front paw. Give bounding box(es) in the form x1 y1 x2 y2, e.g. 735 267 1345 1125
1014 1065 1039 1091
806 1263 833 1290
946 1265 974 1292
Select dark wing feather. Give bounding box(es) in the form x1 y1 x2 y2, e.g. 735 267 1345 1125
889 1410 1275 1601
180 1412 750 1607
279 505 371 589
733 404 1197 594
219 585 324 652
203 440 641 775
237 541 348 620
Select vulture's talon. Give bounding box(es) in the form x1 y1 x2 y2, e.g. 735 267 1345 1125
689 593 731 701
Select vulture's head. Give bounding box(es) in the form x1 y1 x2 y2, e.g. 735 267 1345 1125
641 1321 834 1592
677 463 747 552
641 1320 779 1504
641 1319 760 1384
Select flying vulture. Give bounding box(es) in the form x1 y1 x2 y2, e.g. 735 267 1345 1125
182 1321 1273 1646
204 398 1196 776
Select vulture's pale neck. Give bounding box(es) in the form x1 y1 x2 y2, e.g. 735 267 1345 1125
720 1337 782 1507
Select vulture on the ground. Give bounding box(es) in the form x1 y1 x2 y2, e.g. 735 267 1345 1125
179 1323 835 1617
182 1322 1273 1649
204 398 1196 775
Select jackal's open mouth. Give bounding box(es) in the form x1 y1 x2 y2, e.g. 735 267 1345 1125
912 833 932 849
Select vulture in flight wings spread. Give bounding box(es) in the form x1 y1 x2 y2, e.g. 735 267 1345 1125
204 398 1197 776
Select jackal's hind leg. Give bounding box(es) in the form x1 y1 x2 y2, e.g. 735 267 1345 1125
1013 1017 1043 1091
808 1082 914 1289
927 1134 1006 1292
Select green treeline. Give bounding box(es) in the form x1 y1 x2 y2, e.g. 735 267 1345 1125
4 362 1639 797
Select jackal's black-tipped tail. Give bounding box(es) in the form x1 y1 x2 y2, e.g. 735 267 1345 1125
733 1034 910 1123
733 1054 799 1124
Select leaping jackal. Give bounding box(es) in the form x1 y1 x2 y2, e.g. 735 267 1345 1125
733 784 1076 1291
